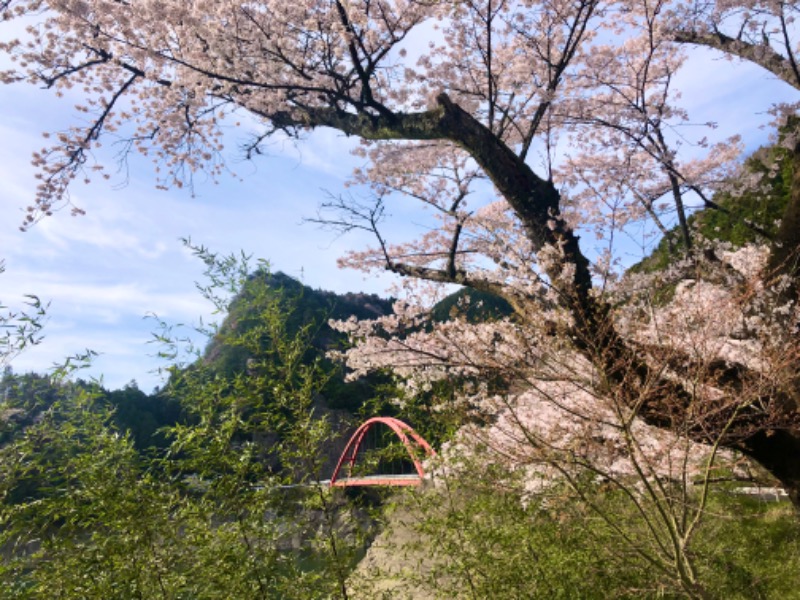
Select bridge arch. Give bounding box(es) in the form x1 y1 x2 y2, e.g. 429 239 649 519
329 417 436 487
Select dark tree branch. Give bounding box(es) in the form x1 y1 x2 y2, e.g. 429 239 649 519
673 29 800 90
779 8 800 86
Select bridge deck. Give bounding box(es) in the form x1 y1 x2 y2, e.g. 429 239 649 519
330 473 423 487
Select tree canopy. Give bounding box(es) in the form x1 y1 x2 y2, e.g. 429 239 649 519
2 0 800 506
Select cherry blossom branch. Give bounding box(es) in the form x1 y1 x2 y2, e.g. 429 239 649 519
23 71 139 227
515 0 598 161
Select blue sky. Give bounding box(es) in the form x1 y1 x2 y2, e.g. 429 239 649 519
1 45 796 392
0 82 399 390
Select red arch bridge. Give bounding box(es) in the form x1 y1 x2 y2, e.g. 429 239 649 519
329 417 436 487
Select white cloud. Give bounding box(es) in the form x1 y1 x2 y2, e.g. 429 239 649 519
258 128 362 179
674 47 797 149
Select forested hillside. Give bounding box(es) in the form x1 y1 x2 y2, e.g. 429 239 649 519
1 271 396 459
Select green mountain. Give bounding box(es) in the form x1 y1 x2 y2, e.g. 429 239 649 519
203 270 395 413
631 137 792 274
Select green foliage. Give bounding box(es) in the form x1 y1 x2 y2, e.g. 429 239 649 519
5 239 800 599
200 265 394 415
0 371 63 446
408 484 626 598
0 247 377 599
0 260 47 370
0 371 182 453
692 494 800 599
385 468 800 599
103 382 182 451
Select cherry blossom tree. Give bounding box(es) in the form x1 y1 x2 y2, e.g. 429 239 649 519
1 0 799 504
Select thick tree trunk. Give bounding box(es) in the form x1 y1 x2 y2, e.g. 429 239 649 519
441 105 800 509
583 309 800 510
437 97 800 510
